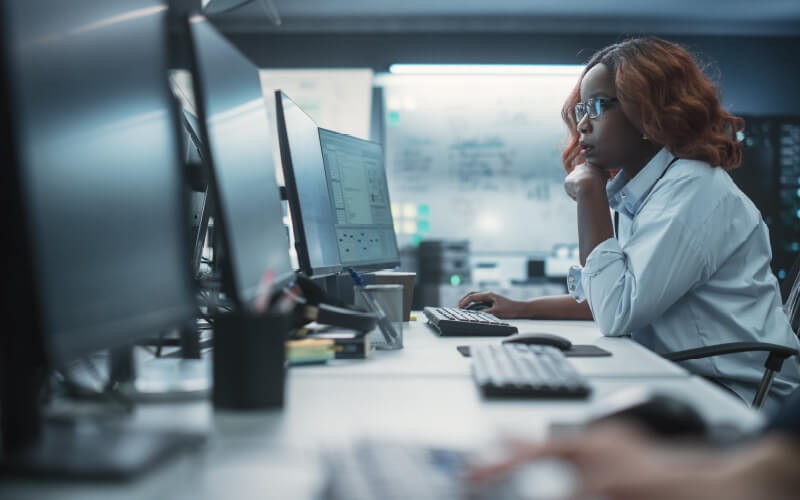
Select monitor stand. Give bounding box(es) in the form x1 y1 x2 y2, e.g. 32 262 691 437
0 345 205 480
63 343 211 403
329 271 377 307
1 419 205 480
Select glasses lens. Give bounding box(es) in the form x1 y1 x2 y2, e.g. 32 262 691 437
574 103 586 122
590 99 604 118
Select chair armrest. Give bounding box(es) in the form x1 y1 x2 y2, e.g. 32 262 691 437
664 342 797 368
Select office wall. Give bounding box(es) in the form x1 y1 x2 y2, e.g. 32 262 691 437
218 32 800 116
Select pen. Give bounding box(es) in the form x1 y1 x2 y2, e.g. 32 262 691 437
348 268 398 342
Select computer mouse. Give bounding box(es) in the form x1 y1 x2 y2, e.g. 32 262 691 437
590 388 707 438
502 332 572 351
464 301 492 312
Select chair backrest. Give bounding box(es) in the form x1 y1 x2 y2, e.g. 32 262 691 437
781 255 800 335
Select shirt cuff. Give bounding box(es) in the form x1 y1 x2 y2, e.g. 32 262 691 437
567 265 586 302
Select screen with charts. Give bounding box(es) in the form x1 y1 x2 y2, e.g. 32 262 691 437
318 128 400 271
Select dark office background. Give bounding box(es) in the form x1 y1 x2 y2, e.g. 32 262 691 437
166 0 800 284
211 34 797 116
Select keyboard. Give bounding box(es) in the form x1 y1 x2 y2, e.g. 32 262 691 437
471 344 592 399
321 440 518 500
423 306 518 336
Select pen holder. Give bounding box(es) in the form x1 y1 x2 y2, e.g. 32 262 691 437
212 309 289 410
353 284 403 350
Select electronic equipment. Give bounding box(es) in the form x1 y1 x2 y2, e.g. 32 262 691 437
178 106 213 278
471 344 591 399
423 307 518 336
318 128 400 272
502 332 573 351
275 90 343 278
416 240 470 308
731 115 800 282
464 301 491 311
322 440 524 500
187 16 294 308
1 0 200 477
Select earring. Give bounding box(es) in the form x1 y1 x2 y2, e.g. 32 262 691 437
642 134 648 141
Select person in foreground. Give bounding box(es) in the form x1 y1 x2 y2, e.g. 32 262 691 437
469 390 800 500
458 37 800 410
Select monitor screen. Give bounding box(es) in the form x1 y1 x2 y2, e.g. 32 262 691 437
275 91 342 277
318 128 400 271
4 0 195 365
188 17 294 307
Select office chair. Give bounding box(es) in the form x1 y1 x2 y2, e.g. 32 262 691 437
662 255 800 409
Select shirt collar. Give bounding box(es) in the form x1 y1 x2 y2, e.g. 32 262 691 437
607 147 675 217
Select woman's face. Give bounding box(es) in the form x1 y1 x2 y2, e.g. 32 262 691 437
576 63 648 174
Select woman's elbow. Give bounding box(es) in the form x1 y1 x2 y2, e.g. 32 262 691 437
591 297 639 336
596 315 631 336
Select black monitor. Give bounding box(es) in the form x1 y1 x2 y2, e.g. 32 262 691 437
275 90 343 277
1 0 199 476
318 128 400 271
182 107 205 166
180 106 212 278
187 16 294 308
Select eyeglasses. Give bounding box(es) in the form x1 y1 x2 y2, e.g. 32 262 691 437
573 97 619 123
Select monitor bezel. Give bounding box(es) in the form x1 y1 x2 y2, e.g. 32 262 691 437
274 90 343 278
186 17 295 307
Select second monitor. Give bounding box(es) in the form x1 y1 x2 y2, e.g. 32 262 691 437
318 128 400 272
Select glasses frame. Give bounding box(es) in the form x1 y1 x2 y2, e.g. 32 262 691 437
574 97 619 123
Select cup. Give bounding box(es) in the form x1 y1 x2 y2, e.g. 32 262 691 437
353 284 404 350
212 310 289 409
373 271 416 321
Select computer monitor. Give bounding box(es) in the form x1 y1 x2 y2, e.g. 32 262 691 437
318 128 400 271
275 90 343 277
1 0 199 475
182 107 205 166
187 16 294 308
179 106 213 277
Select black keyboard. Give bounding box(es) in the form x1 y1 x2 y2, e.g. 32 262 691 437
423 306 518 336
471 344 592 399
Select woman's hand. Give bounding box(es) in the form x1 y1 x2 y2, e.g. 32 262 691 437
468 423 739 500
457 291 526 319
564 163 609 201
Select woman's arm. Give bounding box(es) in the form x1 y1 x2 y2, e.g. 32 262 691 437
565 163 614 264
458 292 592 320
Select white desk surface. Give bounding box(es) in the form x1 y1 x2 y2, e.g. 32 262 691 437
295 316 689 379
2 316 762 500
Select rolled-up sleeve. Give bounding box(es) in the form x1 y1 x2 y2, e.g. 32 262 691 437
582 212 707 337
567 265 586 302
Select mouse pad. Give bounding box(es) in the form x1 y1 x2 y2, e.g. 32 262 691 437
456 345 611 358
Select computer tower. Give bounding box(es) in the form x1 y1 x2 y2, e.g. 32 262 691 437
416 240 471 307
730 115 800 282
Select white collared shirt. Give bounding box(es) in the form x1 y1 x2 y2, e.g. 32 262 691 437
568 148 800 409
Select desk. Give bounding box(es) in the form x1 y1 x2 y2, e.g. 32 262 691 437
294 318 689 378
2 316 762 500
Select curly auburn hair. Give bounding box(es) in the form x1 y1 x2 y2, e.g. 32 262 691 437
560 37 744 172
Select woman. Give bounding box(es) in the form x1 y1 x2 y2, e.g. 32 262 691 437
459 37 800 410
